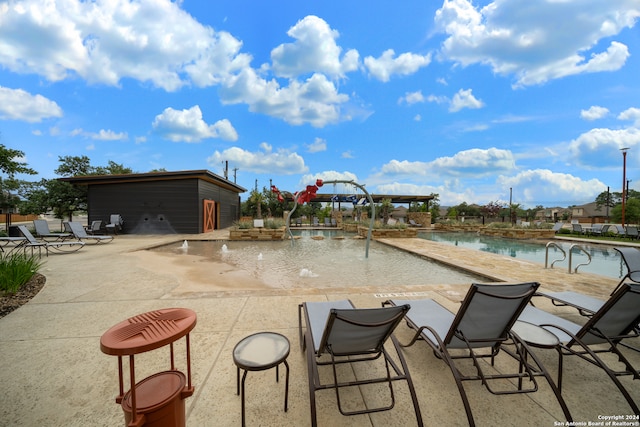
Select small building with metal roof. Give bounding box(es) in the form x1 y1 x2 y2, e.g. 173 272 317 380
61 170 246 234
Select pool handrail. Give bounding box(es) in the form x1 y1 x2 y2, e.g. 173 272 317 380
569 244 592 274
545 242 566 269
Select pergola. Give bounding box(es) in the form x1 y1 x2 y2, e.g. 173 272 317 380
309 193 435 207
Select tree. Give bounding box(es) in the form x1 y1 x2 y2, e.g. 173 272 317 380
379 198 394 224
0 144 37 215
610 198 640 225
481 201 504 218
428 193 440 223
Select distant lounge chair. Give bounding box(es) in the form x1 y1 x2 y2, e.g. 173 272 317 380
552 222 564 233
588 223 603 236
33 219 72 241
519 283 640 413
571 223 585 234
0 236 27 253
408 219 422 227
385 282 572 425
537 247 640 315
323 217 331 227
17 225 84 256
625 226 639 240
64 221 114 244
105 214 124 234
298 300 423 426
86 220 104 235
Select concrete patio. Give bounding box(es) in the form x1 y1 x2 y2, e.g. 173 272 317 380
0 230 638 426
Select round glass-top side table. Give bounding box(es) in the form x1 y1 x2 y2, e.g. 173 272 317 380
233 332 290 426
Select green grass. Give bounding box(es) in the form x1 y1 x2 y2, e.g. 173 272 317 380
0 252 43 294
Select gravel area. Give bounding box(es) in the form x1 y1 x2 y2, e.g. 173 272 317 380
0 273 45 319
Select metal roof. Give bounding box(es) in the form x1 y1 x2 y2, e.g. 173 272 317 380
59 169 247 193
310 193 435 205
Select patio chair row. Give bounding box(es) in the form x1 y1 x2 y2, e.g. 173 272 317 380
299 274 640 425
2 219 118 257
572 223 640 239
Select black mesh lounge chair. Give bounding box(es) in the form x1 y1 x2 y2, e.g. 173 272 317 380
33 219 72 241
86 220 104 235
538 247 640 317
64 221 114 244
519 283 640 413
105 214 124 234
17 225 84 256
385 282 572 426
298 300 423 427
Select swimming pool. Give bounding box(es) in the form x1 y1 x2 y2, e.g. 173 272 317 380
419 231 628 280
151 230 487 288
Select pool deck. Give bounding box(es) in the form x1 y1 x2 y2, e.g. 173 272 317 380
1 229 639 426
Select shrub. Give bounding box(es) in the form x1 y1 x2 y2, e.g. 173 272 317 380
0 252 43 294
264 218 285 229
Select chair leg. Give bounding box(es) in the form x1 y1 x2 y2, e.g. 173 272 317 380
391 335 424 427
516 339 573 422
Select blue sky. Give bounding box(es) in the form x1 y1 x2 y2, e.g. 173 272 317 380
1 0 640 208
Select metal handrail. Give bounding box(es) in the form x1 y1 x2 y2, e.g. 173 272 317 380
545 242 566 269
569 244 592 274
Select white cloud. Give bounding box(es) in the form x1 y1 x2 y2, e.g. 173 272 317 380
398 91 425 105
298 170 359 189
219 69 348 127
207 145 307 175
90 129 128 141
581 106 610 121
618 107 640 126
270 15 359 79
152 106 238 142
434 0 639 86
0 0 250 91
449 88 484 112
306 137 327 153
0 86 62 122
567 127 640 168
379 148 515 178
69 127 127 140
424 89 483 112
497 169 607 205
364 49 431 82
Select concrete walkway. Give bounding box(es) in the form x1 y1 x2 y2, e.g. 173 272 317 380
0 231 638 426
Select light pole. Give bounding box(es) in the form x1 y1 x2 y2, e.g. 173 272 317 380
621 147 630 227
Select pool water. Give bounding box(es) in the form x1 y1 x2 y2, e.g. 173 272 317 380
152 230 486 288
419 231 628 280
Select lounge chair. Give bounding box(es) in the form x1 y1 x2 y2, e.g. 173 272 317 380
385 282 572 426
323 217 331 227
614 225 627 237
0 236 27 253
552 222 564 233
86 220 104 235
408 219 422 227
17 225 84 256
588 223 603 236
539 247 640 315
298 300 423 426
571 224 585 234
105 214 124 234
625 226 639 240
64 221 114 244
519 283 640 413
33 219 72 241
